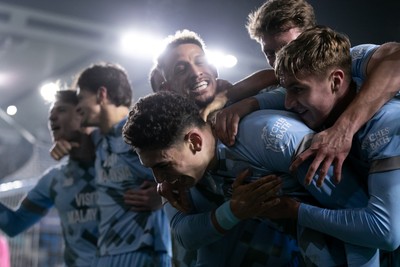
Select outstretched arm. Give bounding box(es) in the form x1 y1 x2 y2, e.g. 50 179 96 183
226 69 278 102
292 42 400 185
0 199 47 237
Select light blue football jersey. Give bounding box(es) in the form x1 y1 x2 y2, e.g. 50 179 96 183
92 118 171 266
0 159 98 267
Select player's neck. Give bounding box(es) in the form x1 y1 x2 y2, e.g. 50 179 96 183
207 124 219 172
99 105 129 134
324 80 357 128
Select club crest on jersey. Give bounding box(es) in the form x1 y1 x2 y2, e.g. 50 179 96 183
262 117 292 153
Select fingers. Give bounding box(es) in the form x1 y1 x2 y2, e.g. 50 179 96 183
232 169 251 189
70 142 80 148
49 140 79 160
157 182 190 212
333 158 344 184
259 197 300 220
227 115 239 146
124 189 144 203
200 108 209 122
315 155 334 187
140 180 155 189
252 176 281 198
304 158 322 186
215 111 229 145
124 194 144 209
260 198 281 211
299 149 344 187
214 104 241 146
289 148 314 173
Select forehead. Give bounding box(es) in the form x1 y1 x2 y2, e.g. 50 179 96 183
164 43 205 67
281 71 325 88
50 100 74 112
261 27 302 48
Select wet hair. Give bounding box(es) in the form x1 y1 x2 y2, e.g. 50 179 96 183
74 62 132 107
123 91 206 151
275 25 352 81
247 0 316 42
54 89 78 105
156 29 206 76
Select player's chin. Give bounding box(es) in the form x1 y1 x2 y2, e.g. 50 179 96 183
194 93 215 108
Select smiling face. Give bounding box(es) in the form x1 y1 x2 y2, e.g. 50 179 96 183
48 99 82 142
163 43 218 108
137 142 208 188
281 71 338 130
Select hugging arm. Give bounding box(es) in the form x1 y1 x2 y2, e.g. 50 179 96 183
292 42 400 185
298 169 400 251
165 172 281 250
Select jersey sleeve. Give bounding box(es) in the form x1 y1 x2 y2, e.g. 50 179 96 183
357 100 400 162
0 199 47 237
0 168 58 236
25 168 58 209
298 169 400 251
164 202 223 250
253 87 287 110
350 44 379 87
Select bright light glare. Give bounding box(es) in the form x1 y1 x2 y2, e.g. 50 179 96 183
207 50 237 69
6 105 17 116
120 31 164 58
0 180 23 192
223 55 238 68
0 73 10 86
40 82 59 102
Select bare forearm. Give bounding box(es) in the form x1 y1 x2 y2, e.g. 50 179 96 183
335 42 400 135
227 69 278 102
333 83 393 136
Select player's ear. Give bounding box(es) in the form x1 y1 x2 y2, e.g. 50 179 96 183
97 86 107 103
330 69 344 93
185 131 202 153
159 81 172 92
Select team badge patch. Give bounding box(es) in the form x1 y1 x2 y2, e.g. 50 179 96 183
262 117 292 153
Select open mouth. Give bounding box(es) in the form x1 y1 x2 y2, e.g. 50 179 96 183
191 80 209 94
50 125 60 132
